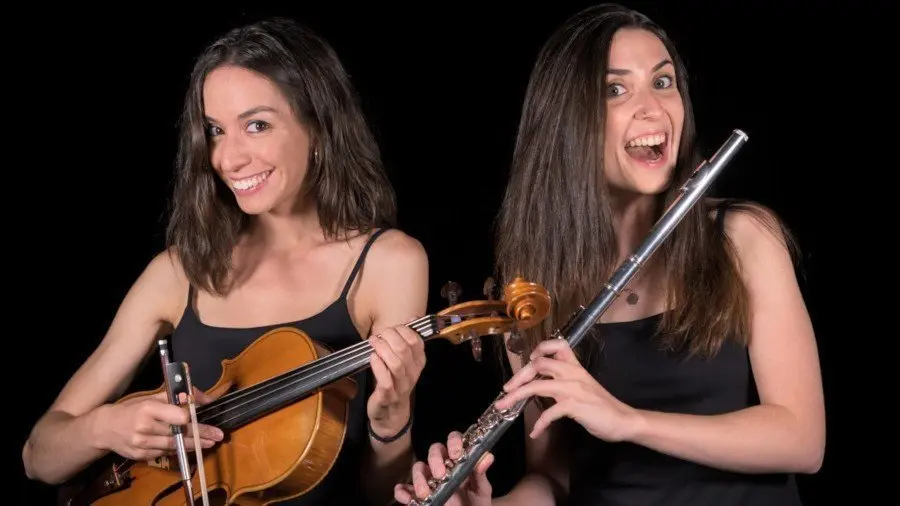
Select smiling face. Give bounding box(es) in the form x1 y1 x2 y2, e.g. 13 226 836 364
602 28 685 197
203 65 313 215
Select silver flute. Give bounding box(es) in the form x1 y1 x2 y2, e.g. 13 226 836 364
408 128 750 506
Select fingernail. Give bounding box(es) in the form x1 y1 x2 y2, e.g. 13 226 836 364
215 429 224 439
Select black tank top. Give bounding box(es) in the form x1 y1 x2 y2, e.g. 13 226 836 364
565 203 803 506
169 228 388 505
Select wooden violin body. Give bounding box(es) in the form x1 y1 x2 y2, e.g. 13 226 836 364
58 277 551 505
62 327 357 506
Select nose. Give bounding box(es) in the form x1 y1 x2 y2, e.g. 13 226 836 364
633 88 663 120
213 133 252 174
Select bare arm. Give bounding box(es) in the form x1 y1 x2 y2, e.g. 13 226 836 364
628 207 826 474
22 250 187 484
357 230 430 504
492 335 567 506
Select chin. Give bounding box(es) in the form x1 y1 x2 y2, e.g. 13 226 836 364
641 170 676 195
229 188 281 216
234 200 274 215
619 162 676 197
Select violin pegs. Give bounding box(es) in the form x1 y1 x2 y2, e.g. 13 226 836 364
441 281 462 307
483 277 498 300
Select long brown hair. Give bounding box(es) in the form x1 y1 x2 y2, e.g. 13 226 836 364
166 17 396 296
495 4 797 360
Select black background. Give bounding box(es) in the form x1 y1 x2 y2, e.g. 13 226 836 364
11 1 885 504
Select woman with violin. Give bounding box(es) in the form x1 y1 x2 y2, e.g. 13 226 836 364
22 17 428 506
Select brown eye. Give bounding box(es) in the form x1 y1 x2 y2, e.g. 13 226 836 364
247 120 270 133
607 83 626 97
654 75 674 89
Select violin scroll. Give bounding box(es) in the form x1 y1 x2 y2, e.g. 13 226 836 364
434 276 550 346
503 277 550 330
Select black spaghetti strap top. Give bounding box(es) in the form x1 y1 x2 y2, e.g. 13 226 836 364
169 228 388 505
565 201 804 505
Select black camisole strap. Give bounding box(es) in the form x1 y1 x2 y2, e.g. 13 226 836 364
339 228 390 300
187 283 195 310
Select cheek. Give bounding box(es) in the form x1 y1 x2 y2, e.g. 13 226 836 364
207 144 223 174
603 116 628 163
666 98 685 132
604 111 628 143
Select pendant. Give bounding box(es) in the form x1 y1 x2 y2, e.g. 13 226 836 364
506 331 525 355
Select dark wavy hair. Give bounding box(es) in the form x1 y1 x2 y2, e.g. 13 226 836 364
495 3 797 360
166 17 396 295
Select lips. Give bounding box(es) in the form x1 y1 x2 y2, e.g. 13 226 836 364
229 169 273 194
624 132 667 164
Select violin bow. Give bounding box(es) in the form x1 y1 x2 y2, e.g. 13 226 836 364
158 340 210 506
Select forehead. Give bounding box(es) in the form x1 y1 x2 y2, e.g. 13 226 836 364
202 65 289 116
607 28 672 69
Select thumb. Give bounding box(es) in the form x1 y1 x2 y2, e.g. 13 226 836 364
193 386 215 405
471 453 494 496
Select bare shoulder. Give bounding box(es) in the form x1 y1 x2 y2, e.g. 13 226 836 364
136 247 190 325
363 228 429 274
145 247 187 283
720 201 795 266
367 229 427 259
351 229 429 334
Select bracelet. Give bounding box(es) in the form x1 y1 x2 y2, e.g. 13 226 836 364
368 412 413 443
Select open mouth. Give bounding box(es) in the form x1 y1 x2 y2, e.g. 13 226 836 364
230 169 274 194
624 132 668 164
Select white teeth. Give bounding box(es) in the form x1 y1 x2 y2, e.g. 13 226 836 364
232 170 271 191
626 133 666 148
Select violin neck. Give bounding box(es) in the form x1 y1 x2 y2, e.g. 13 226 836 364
195 314 438 431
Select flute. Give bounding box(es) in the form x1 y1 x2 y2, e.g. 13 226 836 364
408 128 750 506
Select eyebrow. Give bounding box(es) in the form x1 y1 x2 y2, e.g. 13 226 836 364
607 59 673 76
205 105 279 123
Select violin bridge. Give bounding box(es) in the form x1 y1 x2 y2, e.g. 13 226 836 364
97 464 130 494
147 455 172 470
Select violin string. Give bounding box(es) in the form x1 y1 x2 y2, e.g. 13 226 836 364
196 314 433 418
113 308 505 478
197 314 434 416
206 318 436 428
108 319 436 478
203 317 435 426
199 315 439 427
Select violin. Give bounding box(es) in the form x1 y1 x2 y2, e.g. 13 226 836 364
58 277 551 505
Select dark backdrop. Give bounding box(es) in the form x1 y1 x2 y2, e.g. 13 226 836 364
11 1 884 504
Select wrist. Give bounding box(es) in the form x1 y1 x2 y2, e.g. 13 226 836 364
624 408 652 444
88 404 112 451
369 401 411 434
368 402 412 442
